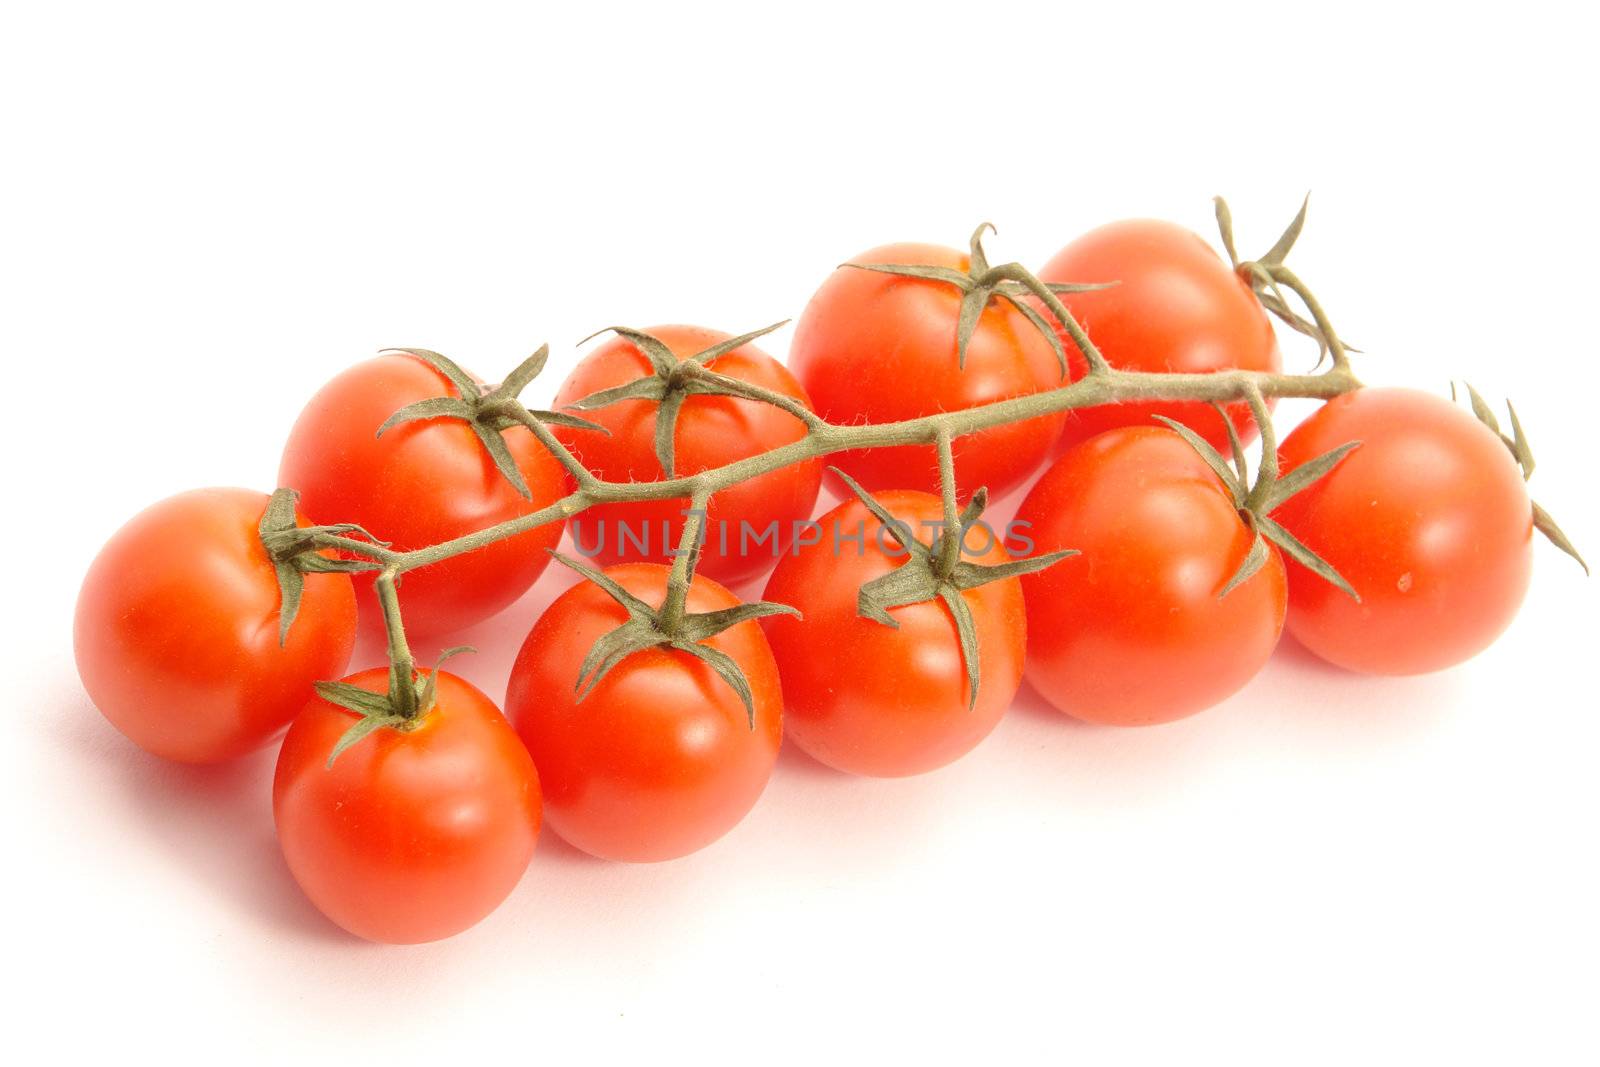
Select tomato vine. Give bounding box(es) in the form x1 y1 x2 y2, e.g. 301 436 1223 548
260 199 1581 759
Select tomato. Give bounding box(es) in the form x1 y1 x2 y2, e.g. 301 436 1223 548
551 325 822 586
1272 388 1534 675
761 490 1025 776
789 242 1066 498
1038 219 1281 453
273 667 541 944
279 352 566 635
505 563 781 861
74 488 357 763
1016 427 1286 725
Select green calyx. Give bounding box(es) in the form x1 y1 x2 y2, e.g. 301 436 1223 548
1453 382 1588 574
1152 408 1362 601
1215 194 1354 370
831 467 1075 710
379 345 604 500
565 321 807 478
841 222 1114 377
314 646 473 768
546 551 799 727
257 488 388 646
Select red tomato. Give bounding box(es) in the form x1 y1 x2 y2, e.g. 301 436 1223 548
761 490 1025 776
552 325 821 586
274 668 541 944
1016 427 1286 725
1272 388 1534 674
505 563 781 861
75 488 357 763
1038 219 1281 452
789 243 1067 498
279 352 566 635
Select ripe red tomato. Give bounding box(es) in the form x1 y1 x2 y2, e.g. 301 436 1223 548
1016 427 1287 725
551 325 822 586
280 352 566 635
1038 219 1281 453
761 490 1025 776
75 488 358 763
1272 388 1534 675
789 243 1066 498
274 667 541 944
505 563 781 861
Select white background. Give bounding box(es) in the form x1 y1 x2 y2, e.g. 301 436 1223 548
4 3 1597 1063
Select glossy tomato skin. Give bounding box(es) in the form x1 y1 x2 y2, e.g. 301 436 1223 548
505 564 781 862
761 491 1025 777
274 668 541 944
1038 219 1280 453
1016 427 1286 726
790 243 1067 499
75 488 358 763
279 353 566 636
552 326 821 586
1272 388 1534 675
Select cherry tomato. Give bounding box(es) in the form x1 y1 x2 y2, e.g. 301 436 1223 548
761 490 1024 776
1272 388 1534 675
274 668 541 944
75 488 357 763
551 325 822 586
1016 427 1286 725
790 243 1066 498
1038 219 1281 453
505 563 781 862
279 352 566 635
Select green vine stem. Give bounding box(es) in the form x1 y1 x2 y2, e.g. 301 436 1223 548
310 568 474 763
1240 383 1278 514
315 361 1363 579
934 429 961 575
374 569 418 715
658 487 712 634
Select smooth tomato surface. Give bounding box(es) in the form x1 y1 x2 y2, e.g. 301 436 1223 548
505 563 782 862
1273 388 1533 675
1016 427 1286 725
761 491 1025 777
790 243 1067 498
552 325 821 586
1039 219 1280 452
279 352 566 635
75 488 357 763
274 668 541 944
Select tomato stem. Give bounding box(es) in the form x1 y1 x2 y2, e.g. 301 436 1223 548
374 568 419 718
1242 383 1279 513
657 486 712 635
934 429 962 577
302 362 1362 580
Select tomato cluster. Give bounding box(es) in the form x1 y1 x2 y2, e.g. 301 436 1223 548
73 203 1579 944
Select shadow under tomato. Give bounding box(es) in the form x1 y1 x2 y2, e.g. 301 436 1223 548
771 735 852 782
1256 630 1457 750
45 686 349 945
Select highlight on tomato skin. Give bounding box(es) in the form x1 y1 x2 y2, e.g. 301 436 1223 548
273 668 542 945
760 489 1026 778
789 242 1068 500
550 324 824 587
279 351 568 637
73 487 358 764
505 563 782 863
1271 387 1535 676
1037 219 1281 454
1015 426 1287 726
